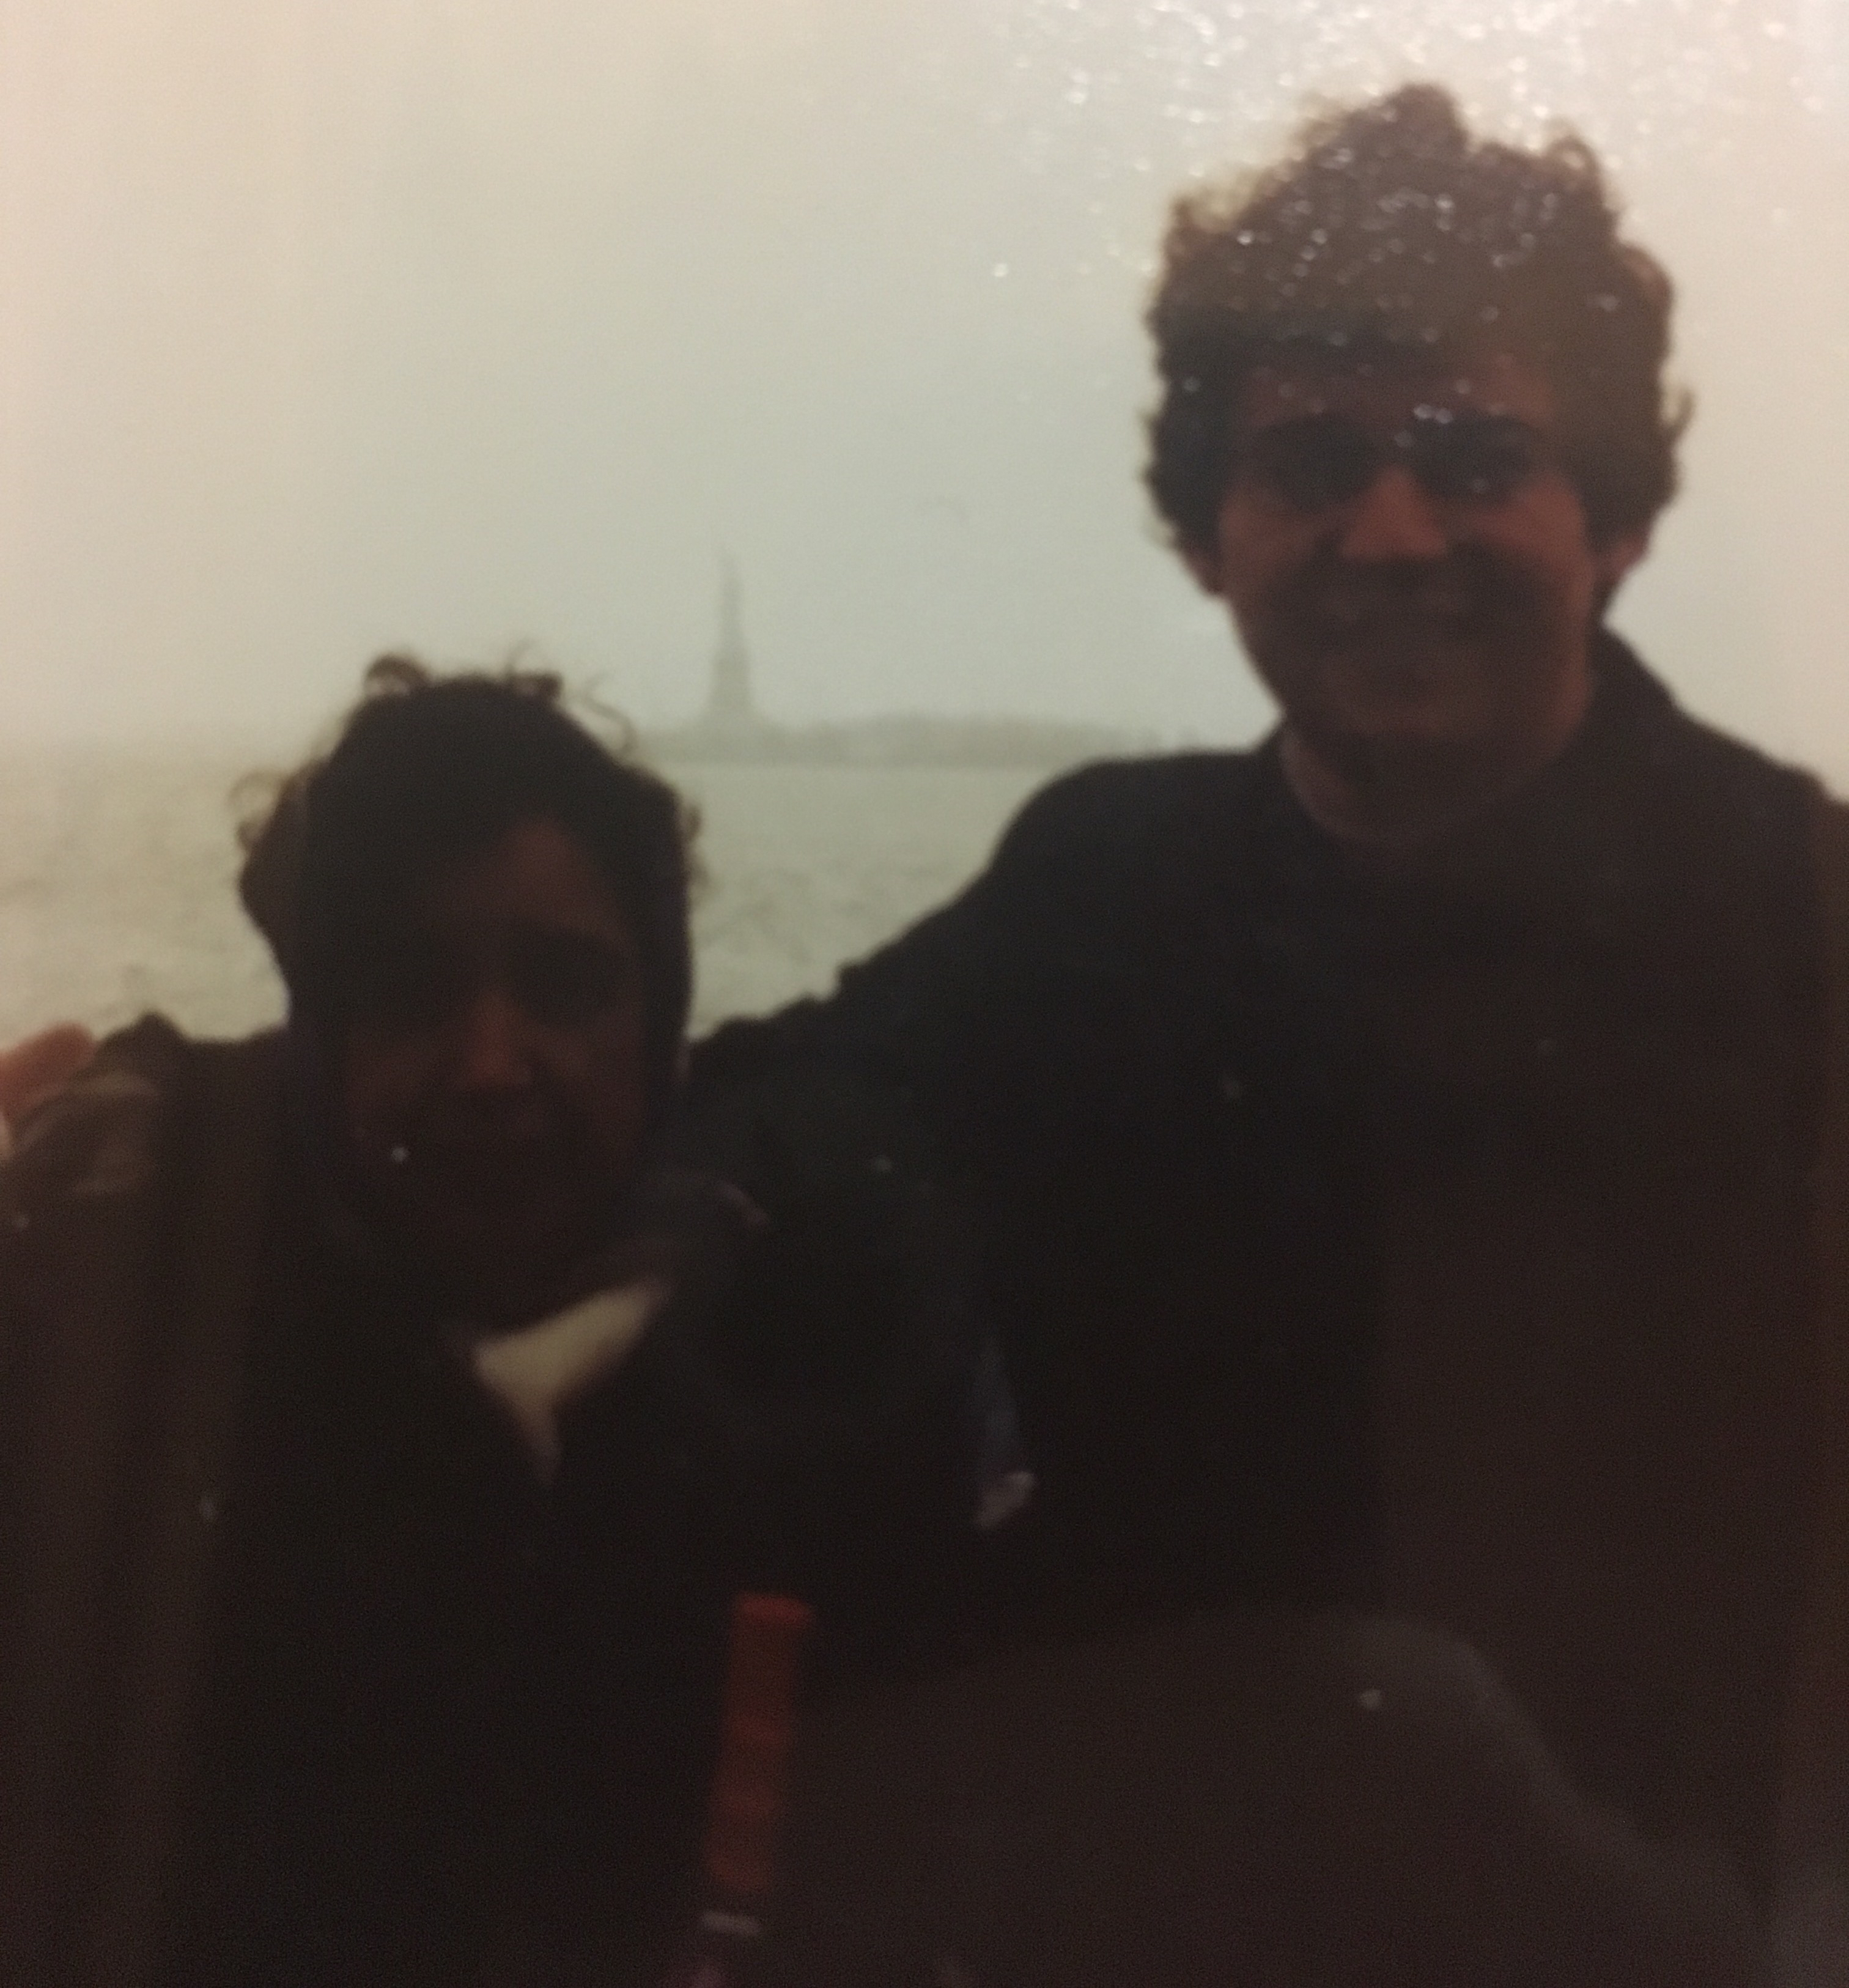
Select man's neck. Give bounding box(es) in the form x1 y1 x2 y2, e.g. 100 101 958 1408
1278 672 1596 862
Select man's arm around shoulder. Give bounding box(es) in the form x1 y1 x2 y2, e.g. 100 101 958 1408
692 755 1201 1093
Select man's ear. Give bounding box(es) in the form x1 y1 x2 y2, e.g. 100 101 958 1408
1593 528 1650 596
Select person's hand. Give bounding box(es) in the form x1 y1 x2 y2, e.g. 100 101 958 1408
0 1025 97 1132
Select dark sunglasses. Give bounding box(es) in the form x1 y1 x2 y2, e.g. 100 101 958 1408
1239 410 1554 512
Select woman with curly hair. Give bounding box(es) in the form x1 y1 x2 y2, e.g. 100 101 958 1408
0 658 977 1987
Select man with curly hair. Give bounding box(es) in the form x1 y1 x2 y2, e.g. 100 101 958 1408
706 84 1849 1967
1144 84 1678 846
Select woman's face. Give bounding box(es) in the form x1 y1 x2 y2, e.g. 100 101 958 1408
339 815 651 1319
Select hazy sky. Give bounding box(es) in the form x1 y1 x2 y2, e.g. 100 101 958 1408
0 0 1843 762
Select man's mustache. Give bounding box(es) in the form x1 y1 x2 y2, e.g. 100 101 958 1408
1278 549 1529 640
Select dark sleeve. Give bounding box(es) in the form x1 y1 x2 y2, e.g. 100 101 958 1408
691 761 1150 1088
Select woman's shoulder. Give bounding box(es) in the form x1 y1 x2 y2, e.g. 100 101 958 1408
638 1071 983 1602
657 1064 966 1408
669 1060 948 1219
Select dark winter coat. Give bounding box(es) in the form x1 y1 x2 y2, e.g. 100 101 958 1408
0 1020 976 1987
699 635 1849 1908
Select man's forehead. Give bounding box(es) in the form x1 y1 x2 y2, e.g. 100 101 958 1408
1240 350 1557 430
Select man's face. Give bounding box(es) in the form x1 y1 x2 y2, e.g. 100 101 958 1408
339 815 651 1317
1190 352 1645 800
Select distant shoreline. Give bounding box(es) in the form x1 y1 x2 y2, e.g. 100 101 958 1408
644 712 1157 770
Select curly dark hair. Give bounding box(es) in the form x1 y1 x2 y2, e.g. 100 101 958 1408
1145 83 1690 558
238 656 699 1135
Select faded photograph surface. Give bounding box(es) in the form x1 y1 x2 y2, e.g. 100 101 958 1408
1 4 1845 1986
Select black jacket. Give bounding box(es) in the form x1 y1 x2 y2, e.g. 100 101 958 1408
698 637 1838 1895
